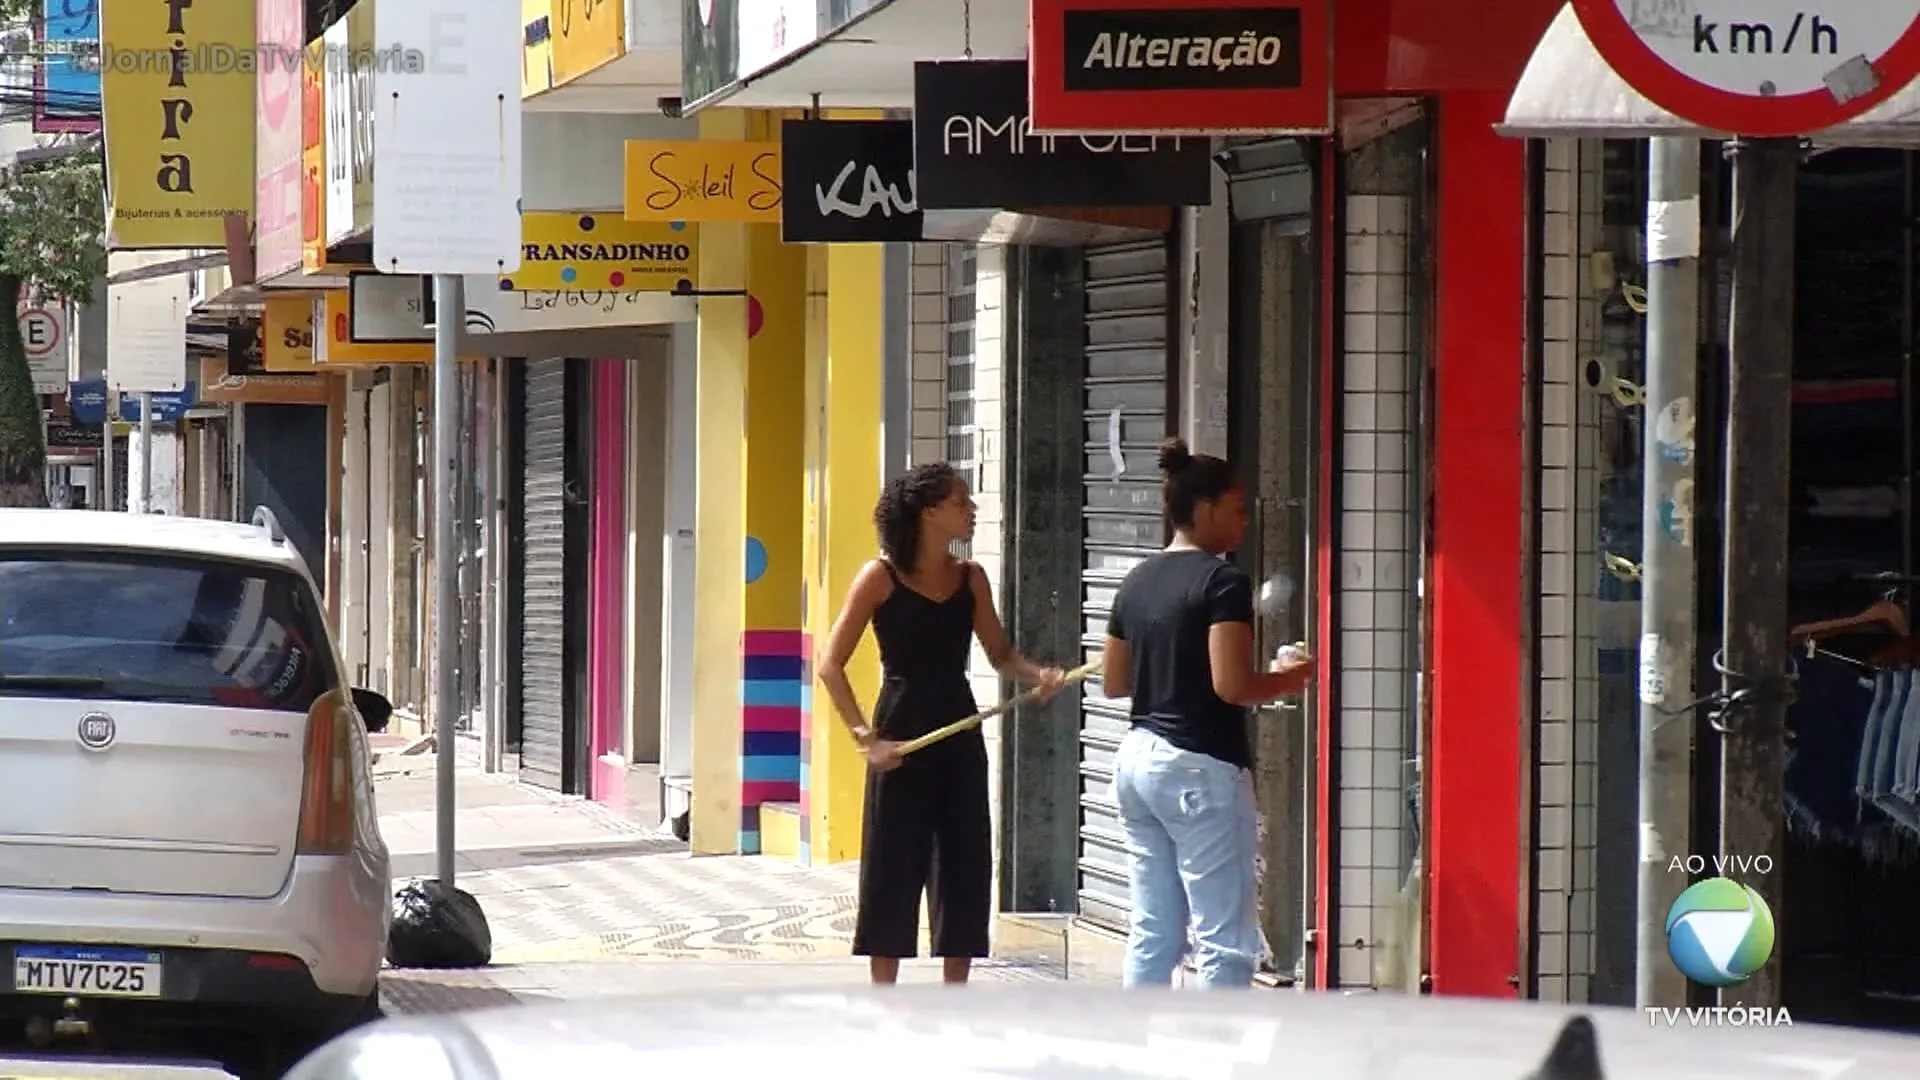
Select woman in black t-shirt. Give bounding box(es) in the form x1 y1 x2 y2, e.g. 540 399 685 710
1102 438 1313 988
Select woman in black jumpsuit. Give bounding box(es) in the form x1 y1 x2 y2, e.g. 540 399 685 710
817 462 1064 985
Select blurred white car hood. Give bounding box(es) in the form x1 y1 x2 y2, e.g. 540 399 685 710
288 986 1918 1080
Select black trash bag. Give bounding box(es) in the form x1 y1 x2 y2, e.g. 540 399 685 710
387 879 492 969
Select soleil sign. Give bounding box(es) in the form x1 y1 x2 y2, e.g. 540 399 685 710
623 140 782 224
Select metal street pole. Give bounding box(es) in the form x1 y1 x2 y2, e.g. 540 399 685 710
432 273 463 886
100 403 113 511
1637 136 1700 1008
1718 135 1798 1010
137 391 153 513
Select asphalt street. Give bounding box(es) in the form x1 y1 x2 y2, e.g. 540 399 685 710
0 956 1063 1079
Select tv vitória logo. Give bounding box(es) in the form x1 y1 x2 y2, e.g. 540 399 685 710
1665 876 1775 988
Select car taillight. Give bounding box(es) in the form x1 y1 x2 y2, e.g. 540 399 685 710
296 692 355 854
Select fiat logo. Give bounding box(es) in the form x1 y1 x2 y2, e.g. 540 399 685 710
77 712 115 751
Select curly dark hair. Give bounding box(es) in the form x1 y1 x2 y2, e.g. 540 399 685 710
874 462 959 573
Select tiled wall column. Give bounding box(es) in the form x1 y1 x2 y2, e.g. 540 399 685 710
970 246 1010 905
1533 137 1601 1001
1334 193 1421 988
909 244 950 461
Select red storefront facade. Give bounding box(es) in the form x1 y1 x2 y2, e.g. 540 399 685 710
676 0 1578 995
1310 0 1562 995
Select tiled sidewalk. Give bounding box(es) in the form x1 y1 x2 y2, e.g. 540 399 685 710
376 765 859 963
373 764 1064 1015
381 956 1058 1014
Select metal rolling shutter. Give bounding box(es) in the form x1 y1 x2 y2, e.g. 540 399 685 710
240 404 327 583
1078 239 1173 929
517 359 569 790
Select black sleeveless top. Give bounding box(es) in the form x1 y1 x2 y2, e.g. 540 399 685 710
870 559 979 741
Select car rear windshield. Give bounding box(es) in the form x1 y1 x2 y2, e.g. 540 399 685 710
0 549 338 712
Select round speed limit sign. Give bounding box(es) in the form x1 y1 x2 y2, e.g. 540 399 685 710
1571 0 1920 135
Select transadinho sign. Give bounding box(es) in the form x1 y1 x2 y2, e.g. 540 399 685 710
501 213 699 292
1028 0 1331 135
1570 0 1920 136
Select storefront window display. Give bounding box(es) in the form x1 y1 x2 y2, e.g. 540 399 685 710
1578 140 1649 1003
1230 153 1318 980
1544 140 1920 1017
1233 116 1433 990
1534 138 1650 1004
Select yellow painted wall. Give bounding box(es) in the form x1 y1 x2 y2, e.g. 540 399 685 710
736 112 808 854
688 108 809 855
800 247 830 860
687 108 752 855
741 219 806 632
802 243 886 864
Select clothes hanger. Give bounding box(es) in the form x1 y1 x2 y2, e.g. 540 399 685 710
1788 598 1908 645
1802 638 1872 670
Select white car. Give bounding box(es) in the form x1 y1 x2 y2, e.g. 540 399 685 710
287 986 1920 1079
0 507 392 1076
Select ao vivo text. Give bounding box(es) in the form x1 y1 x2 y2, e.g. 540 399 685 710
1667 853 1772 875
1645 1007 1793 1028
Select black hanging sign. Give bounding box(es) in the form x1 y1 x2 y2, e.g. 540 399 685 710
779 120 922 243
912 59 1211 210
1060 6 1304 93
45 422 103 450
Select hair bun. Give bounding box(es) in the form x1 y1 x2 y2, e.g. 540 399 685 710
1156 437 1192 474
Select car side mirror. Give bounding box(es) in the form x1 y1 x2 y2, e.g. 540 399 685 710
350 688 393 733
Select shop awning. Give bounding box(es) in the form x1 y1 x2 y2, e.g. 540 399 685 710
1501 4 1920 145
685 0 1027 113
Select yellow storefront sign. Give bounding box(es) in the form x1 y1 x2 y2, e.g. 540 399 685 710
101 0 255 248
263 295 316 371
502 214 697 292
523 0 554 97
315 290 431 365
301 42 362 275
301 42 329 273
551 0 624 85
624 141 782 224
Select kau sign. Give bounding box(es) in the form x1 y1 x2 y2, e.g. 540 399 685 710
779 120 921 243
1571 0 1920 135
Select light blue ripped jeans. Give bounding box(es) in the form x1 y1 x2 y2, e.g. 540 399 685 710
1113 727 1262 989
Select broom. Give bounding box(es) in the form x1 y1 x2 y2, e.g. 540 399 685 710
893 660 1103 756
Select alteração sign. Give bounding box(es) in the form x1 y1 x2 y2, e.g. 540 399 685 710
1028 0 1331 135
